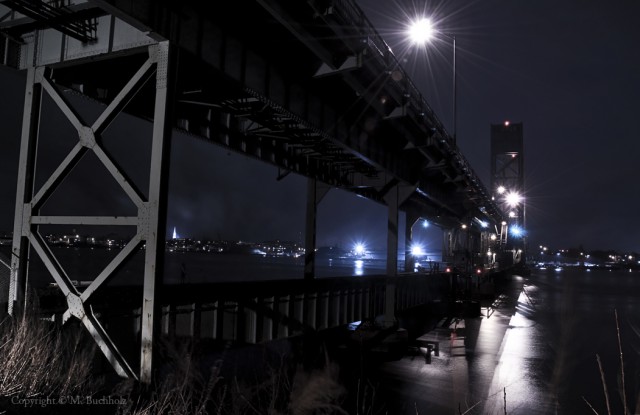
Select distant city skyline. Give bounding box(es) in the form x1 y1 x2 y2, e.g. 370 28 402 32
7 228 637 259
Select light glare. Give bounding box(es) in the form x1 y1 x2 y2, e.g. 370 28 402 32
505 191 522 207
510 225 524 237
408 18 433 44
411 244 425 256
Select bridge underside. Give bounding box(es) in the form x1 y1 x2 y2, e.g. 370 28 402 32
1 0 506 383
1 0 503 227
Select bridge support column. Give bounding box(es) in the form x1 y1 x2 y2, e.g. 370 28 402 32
404 210 420 273
8 66 41 317
382 183 416 326
304 179 330 280
140 41 174 384
8 41 174 383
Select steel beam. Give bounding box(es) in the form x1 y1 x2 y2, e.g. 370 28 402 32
140 40 173 384
382 182 416 326
28 231 136 378
8 41 172 383
303 178 330 280
8 66 40 316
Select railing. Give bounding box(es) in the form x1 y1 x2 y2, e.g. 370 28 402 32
38 273 450 344
150 273 449 343
328 0 503 219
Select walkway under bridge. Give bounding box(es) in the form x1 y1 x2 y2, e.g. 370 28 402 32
1 0 509 382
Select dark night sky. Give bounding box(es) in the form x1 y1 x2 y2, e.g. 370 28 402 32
1 0 640 253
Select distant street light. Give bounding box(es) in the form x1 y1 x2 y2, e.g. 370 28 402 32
505 191 522 207
407 17 457 144
510 225 523 237
411 243 425 256
353 242 366 256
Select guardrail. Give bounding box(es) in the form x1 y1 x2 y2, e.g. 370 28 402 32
329 0 503 219
151 273 449 343
38 273 450 344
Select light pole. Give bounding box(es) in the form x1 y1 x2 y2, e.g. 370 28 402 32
452 34 456 144
408 18 457 144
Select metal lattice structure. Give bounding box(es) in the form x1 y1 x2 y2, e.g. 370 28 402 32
8 40 172 382
490 121 525 248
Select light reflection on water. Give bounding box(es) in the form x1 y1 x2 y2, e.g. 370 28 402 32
484 289 552 414
354 259 364 276
482 269 640 415
382 269 640 415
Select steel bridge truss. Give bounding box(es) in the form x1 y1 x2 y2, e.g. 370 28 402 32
9 41 172 383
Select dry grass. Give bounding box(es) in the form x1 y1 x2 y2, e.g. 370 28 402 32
583 309 638 415
288 360 347 415
0 315 101 398
0 315 358 414
113 340 220 415
112 340 348 415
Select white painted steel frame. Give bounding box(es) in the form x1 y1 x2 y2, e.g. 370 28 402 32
8 41 172 383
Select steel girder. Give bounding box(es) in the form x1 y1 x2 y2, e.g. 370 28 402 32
8 42 172 383
0 0 102 42
83 0 505 229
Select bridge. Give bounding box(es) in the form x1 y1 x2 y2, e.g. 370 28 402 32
0 0 509 383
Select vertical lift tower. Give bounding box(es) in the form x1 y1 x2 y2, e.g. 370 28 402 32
490 121 525 265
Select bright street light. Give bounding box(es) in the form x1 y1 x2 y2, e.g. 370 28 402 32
407 17 457 144
408 18 434 44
